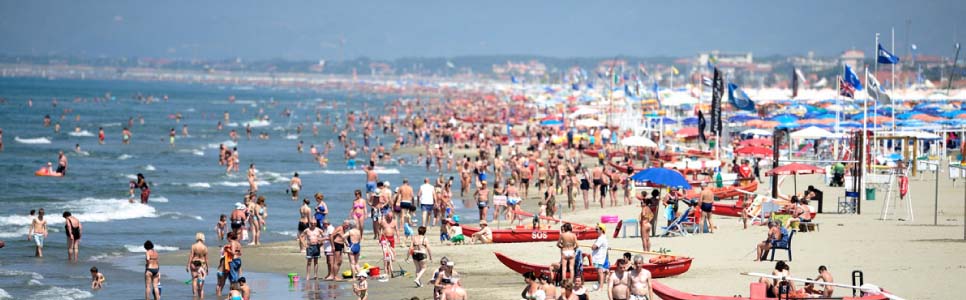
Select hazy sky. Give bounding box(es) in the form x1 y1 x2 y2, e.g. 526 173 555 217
1 0 964 60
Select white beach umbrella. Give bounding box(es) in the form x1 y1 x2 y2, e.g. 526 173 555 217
620 136 657 148
790 126 833 139
575 118 605 128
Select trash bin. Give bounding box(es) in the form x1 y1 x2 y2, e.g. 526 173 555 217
865 187 875 201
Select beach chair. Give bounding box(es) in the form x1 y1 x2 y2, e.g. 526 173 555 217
768 230 796 261
661 207 693 237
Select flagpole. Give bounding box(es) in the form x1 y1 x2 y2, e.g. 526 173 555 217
892 27 897 134
874 33 880 158
862 66 869 203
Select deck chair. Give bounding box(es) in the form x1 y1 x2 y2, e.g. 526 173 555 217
661 207 693 237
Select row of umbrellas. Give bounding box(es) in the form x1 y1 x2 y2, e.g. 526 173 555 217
630 163 825 193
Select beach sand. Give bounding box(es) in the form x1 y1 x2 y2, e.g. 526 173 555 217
162 160 966 300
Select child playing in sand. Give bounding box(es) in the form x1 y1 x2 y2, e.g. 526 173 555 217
216 215 227 241
353 272 369 300
90 266 105 289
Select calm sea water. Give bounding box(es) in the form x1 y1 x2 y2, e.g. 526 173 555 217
0 78 468 299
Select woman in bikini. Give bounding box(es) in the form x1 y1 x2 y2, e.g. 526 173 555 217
521 271 546 300
249 196 266 246
144 240 160 300
350 190 367 237
557 223 578 282
187 232 208 298
410 226 433 287
639 193 655 252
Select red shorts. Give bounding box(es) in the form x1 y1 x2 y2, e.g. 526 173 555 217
380 235 395 248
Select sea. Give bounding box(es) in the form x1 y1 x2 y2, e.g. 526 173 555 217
0 77 474 299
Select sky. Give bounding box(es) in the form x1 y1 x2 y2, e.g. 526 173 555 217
0 0 964 61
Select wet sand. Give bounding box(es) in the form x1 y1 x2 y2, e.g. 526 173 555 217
162 158 966 300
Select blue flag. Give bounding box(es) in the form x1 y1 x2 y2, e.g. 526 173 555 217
843 64 863 91
511 75 519 84
877 44 899 64
727 83 756 112
572 83 580 91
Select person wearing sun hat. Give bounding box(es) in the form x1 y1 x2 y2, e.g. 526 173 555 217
591 223 609 291
353 270 369 300
470 220 492 244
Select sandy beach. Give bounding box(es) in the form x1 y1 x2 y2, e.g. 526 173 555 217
160 152 966 300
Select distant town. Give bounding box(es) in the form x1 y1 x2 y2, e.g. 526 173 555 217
1 49 962 91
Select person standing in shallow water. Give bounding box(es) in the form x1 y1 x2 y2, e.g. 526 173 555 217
137 173 151 204
63 211 82 261
144 240 160 300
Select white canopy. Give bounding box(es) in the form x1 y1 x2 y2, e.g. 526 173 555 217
888 131 941 140
662 93 700 106
620 136 657 148
575 118 605 128
790 126 833 139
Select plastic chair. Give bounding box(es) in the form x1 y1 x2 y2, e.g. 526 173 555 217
621 219 640 238
769 230 796 261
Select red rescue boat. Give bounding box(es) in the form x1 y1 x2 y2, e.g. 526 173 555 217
460 223 598 244
652 281 890 300
494 252 692 281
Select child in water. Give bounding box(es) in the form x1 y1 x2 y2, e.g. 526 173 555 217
90 266 105 289
216 215 227 241
353 272 369 300
128 180 137 203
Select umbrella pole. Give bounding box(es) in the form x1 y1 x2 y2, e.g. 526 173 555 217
794 174 798 195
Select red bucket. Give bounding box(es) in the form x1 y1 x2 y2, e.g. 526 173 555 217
368 267 380 277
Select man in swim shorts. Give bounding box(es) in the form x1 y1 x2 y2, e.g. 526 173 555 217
699 184 716 233
29 208 48 257
301 220 324 280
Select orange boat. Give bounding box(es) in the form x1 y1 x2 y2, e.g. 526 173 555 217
494 252 692 281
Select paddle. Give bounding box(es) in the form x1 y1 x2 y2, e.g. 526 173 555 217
576 243 685 258
741 272 905 300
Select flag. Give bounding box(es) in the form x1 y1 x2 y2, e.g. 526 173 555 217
701 76 712 87
791 68 800 98
511 75 519 84
728 83 756 112
711 67 723 135
839 77 855 99
843 64 863 91
697 110 707 143
866 70 892 104
638 64 649 77
624 84 633 96
572 83 580 91
652 81 661 106
446 61 455 68
671 66 680 75
877 44 900 64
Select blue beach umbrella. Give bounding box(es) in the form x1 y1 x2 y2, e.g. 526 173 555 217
630 168 692 190
540 119 563 126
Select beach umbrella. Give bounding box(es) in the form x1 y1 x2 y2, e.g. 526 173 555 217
540 119 563 126
740 129 772 136
735 146 774 158
770 114 799 124
575 118 605 127
620 136 658 148
681 117 699 126
568 107 599 119
729 114 759 122
676 127 699 138
765 162 825 194
630 168 692 190
776 123 800 130
790 126 833 139
738 138 772 147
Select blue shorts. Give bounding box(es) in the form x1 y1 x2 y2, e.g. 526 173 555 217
421 204 434 212
478 173 487 181
228 258 242 283
366 182 377 193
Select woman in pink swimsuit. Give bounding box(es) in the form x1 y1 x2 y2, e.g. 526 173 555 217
350 190 367 236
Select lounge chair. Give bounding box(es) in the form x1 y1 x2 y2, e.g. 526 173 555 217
661 207 693 237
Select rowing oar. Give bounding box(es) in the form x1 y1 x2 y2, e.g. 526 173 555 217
740 272 905 300
576 243 686 258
